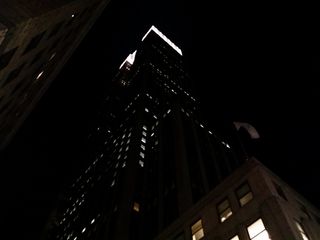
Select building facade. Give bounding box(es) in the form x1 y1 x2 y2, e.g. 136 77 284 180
44 26 320 240
0 0 110 150
155 157 320 240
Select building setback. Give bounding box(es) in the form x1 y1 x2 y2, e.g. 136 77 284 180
0 0 110 150
43 26 320 240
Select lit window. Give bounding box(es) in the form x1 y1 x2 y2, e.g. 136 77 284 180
222 141 231 148
208 131 213 135
91 218 95 224
122 162 126 168
230 235 240 240
217 199 232 222
49 52 56 61
110 180 115 187
36 71 44 80
141 145 145 151
247 218 270 240
191 219 204 240
128 132 131 137
127 139 130 144
141 137 146 143
81 227 86 233
200 124 204 128
140 152 145 158
143 125 147 131
155 140 159 145
151 132 154 137
295 221 309 240
125 146 129 151
133 202 140 212
142 131 147 137
139 160 144 167
167 109 171 114
145 108 149 112
236 182 253 207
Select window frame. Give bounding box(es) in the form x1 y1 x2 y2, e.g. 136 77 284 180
191 219 204 240
246 218 270 240
217 198 233 223
235 181 253 207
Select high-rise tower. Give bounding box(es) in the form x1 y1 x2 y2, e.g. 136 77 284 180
44 25 246 240
0 0 110 150
44 26 320 240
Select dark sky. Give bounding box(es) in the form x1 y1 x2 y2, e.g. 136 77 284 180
1 0 318 239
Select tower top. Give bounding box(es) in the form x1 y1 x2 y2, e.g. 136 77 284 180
141 25 183 56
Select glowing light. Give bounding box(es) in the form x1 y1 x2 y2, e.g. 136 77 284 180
71 14 75 18
49 52 56 61
139 160 144 167
142 26 182 55
36 71 44 80
81 227 86 233
119 50 137 69
91 219 95 224
133 202 140 212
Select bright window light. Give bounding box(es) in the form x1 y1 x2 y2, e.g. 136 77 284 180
247 219 270 240
36 71 44 80
139 160 144 167
191 219 204 240
230 235 240 240
217 199 233 222
133 202 140 212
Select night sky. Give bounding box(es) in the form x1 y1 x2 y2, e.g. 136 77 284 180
1 0 318 239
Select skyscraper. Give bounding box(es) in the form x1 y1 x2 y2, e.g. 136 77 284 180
0 0 110 150
43 25 246 240
44 26 320 240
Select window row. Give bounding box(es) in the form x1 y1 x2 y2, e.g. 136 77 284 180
191 218 270 240
218 182 253 223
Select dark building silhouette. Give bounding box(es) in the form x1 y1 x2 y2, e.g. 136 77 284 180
0 0 111 150
44 26 320 240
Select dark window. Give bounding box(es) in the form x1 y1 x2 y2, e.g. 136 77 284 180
315 215 320 225
217 198 232 222
3 63 25 86
49 38 61 52
0 48 17 70
48 21 64 39
30 50 44 66
23 32 45 54
173 232 185 240
273 181 288 201
236 182 253 207
300 204 311 219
